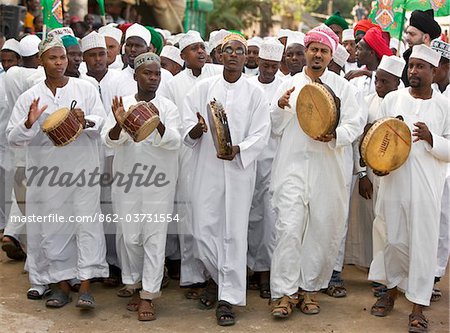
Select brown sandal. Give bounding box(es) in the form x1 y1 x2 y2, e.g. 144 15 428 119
138 299 156 321
371 293 395 317
126 292 140 311
408 313 428 333
185 287 203 300
271 295 298 318
299 292 320 315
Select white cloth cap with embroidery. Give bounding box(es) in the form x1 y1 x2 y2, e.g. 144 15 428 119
410 44 440 67
333 44 350 67
161 45 184 66
259 38 284 62
81 31 106 53
378 55 406 77
99 24 123 45
125 23 151 47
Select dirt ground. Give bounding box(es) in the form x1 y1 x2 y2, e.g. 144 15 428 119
0 252 448 333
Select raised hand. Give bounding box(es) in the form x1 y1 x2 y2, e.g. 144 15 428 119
25 98 48 129
278 86 295 109
413 122 433 146
111 96 125 124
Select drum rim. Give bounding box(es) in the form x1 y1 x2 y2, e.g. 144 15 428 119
132 115 161 142
296 82 338 138
361 117 412 173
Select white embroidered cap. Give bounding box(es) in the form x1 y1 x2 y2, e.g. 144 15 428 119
410 44 440 67
259 38 284 62
378 55 406 77
99 24 123 45
160 45 184 67
125 23 151 47
179 30 204 51
81 31 106 53
332 44 350 67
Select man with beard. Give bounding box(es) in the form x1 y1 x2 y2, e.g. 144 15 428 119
244 37 261 77
284 32 305 77
7 35 108 310
183 33 270 326
368 44 449 333
402 9 441 86
269 24 361 318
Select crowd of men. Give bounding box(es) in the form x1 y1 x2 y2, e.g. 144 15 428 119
0 7 449 332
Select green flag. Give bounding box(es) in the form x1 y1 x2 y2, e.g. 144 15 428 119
369 0 450 39
97 0 105 16
41 0 63 30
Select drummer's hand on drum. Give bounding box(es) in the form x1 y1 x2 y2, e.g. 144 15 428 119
72 108 87 128
413 122 433 147
359 176 373 200
315 132 336 142
278 87 295 109
217 145 240 161
25 98 48 129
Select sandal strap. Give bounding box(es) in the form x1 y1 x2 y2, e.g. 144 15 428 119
409 313 428 328
216 301 235 318
373 293 395 309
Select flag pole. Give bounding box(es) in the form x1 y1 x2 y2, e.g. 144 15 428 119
397 0 407 56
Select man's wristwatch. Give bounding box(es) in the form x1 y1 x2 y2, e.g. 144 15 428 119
358 171 367 179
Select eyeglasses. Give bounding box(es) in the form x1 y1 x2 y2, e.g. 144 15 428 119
222 46 245 55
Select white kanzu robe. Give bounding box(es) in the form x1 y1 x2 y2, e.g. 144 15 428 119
183 75 270 306
270 69 362 298
368 88 450 306
247 75 282 272
162 64 222 286
6 77 109 285
103 95 180 298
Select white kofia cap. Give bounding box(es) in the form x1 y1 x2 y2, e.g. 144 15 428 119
99 24 123 45
378 55 406 77
179 30 204 51
160 45 184 67
286 31 305 47
209 29 231 50
342 28 355 42
125 23 151 47
333 44 350 67
259 38 284 62
1 39 20 55
277 29 291 38
410 44 440 67
19 34 41 57
47 27 75 39
81 31 106 53
247 36 263 48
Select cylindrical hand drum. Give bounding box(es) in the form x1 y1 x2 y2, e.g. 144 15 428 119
207 99 233 156
296 82 340 138
42 107 83 146
360 117 412 173
120 101 160 142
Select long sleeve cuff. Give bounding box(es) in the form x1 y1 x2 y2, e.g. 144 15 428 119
425 132 450 163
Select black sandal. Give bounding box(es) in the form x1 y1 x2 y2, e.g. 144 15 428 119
198 279 217 310
216 300 235 326
259 282 271 299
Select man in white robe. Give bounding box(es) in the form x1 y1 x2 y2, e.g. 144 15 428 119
247 38 284 299
368 45 450 333
183 33 270 326
104 52 180 321
6 36 108 309
269 25 362 318
161 31 222 295
345 55 405 297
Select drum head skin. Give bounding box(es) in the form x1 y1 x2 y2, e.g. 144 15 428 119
296 83 338 138
361 117 412 173
134 116 160 142
42 108 70 132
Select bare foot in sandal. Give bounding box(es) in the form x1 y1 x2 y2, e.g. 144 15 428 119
138 299 156 321
409 312 428 333
271 295 298 318
127 291 140 311
371 289 397 317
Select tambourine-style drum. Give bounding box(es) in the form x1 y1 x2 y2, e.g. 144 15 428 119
120 102 160 142
360 117 412 174
42 108 83 146
296 82 340 138
207 99 233 156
